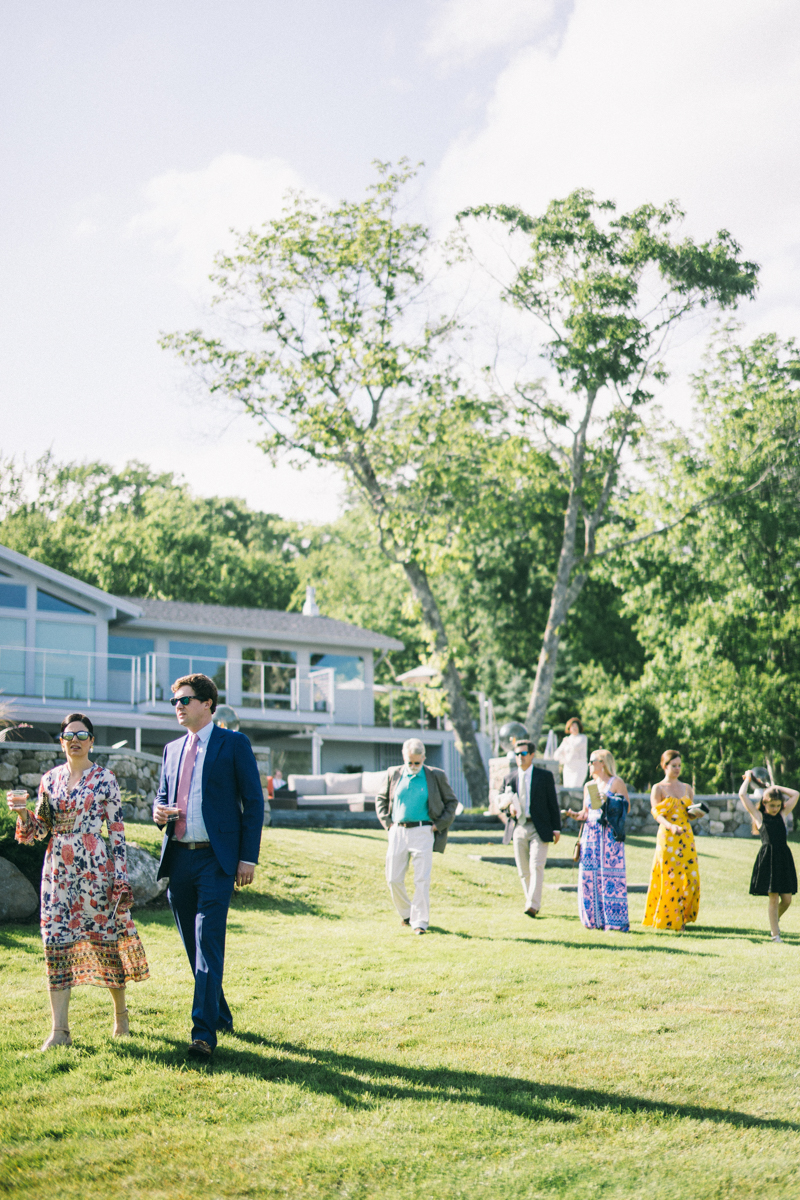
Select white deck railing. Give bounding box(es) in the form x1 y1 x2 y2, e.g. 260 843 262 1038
0 645 335 716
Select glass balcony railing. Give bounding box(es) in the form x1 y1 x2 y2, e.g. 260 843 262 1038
0 645 336 717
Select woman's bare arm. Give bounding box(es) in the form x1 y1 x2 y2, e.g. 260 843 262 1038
738 772 761 823
778 786 800 814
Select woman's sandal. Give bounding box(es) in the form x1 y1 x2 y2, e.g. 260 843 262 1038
41 1028 72 1051
113 1008 130 1037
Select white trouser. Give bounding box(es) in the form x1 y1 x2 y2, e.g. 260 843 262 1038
512 820 549 911
385 823 434 930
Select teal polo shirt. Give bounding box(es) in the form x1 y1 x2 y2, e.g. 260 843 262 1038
392 768 430 823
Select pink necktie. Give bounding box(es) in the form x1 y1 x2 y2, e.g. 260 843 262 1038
174 734 199 840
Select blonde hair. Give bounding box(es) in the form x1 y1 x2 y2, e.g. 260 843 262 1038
591 748 616 776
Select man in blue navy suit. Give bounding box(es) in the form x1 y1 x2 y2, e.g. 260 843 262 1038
153 672 264 1061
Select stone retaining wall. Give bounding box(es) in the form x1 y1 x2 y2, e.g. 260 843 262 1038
0 743 272 826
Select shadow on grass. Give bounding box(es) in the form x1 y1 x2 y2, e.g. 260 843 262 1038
110 1033 799 1132
685 924 798 944
424 928 715 955
293 829 384 843
0 928 42 952
131 891 339 923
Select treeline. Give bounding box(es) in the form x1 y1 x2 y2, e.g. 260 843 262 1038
3 325 799 796
5 168 799 797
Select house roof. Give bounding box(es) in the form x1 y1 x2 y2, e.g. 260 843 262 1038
116 597 404 653
0 544 142 620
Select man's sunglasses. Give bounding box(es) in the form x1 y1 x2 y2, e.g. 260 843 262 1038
515 747 533 756
61 730 92 742
170 695 198 707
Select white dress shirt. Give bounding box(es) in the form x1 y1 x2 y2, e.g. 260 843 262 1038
518 763 533 820
178 720 214 843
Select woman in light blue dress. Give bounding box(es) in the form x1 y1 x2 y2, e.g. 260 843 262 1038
565 748 630 932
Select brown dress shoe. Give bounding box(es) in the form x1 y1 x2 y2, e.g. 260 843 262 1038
524 907 538 918
187 1039 213 1060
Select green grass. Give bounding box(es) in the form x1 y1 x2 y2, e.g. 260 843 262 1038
2 819 799 1199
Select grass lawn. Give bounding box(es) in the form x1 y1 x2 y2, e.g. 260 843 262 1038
1 818 799 1199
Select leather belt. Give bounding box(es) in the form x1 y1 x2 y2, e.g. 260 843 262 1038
177 840 212 850
397 821 432 828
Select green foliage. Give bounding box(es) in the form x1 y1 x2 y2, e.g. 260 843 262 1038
0 455 298 609
592 328 800 791
0 797 46 890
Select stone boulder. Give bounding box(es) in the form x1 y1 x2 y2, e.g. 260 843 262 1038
0 858 39 921
125 841 167 907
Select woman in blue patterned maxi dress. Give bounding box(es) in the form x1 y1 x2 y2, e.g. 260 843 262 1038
565 748 631 932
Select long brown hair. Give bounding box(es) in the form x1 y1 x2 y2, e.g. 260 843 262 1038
660 749 681 771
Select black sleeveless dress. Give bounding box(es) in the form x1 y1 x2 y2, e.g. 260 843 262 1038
749 811 797 895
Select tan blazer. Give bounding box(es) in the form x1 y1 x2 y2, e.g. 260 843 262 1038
376 764 458 853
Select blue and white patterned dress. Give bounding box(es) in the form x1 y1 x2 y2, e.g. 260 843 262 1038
578 788 629 931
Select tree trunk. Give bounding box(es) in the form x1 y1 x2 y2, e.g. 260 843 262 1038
402 559 489 806
524 388 595 741
524 569 589 742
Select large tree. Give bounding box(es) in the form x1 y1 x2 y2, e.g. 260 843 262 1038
162 164 497 803
591 328 800 791
460 191 759 740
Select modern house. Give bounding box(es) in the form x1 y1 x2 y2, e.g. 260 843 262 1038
0 543 484 800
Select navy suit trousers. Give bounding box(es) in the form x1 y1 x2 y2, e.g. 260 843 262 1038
167 845 235 1048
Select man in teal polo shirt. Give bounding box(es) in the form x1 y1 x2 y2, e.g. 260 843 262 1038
376 738 459 934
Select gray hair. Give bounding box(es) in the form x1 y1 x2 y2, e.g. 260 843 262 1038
402 738 426 758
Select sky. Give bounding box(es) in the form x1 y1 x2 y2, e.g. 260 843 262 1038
3 0 800 523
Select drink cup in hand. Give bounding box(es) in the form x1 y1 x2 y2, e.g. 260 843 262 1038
7 789 29 812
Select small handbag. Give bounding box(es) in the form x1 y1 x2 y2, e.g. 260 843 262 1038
572 820 584 863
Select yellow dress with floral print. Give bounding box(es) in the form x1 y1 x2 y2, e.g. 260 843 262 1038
643 794 700 930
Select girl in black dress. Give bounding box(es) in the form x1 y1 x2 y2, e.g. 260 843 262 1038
739 772 799 942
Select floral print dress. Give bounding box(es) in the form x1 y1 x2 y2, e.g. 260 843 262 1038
642 794 700 930
578 788 630 931
15 762 149 990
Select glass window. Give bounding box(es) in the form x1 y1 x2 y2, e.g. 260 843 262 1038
310 653 365 687
108 635 155 670
168 641 227 690
107 635 155 701
35 621 95 700
0 583 26 609
37 589 91 615
241 648 297 706
0 617 26 695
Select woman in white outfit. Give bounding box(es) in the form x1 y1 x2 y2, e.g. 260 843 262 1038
554 717 588 790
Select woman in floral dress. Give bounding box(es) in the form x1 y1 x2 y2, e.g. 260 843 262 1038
565 748 631 931
10 712 149 1049
643 749 701 931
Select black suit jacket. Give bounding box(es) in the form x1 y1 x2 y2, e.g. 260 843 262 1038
502 764 561 842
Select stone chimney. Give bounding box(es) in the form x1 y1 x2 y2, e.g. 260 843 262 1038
302 585 320 617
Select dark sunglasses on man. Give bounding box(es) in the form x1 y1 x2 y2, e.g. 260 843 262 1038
170 695 198 707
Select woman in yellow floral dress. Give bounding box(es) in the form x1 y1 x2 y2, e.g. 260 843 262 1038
643 749 701 930
10 712 149 1050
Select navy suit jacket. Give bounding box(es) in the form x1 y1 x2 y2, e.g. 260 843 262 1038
155 724 264 880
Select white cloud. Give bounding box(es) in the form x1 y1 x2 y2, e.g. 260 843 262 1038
425 0 571 67
428 0 800 414
127 153 309 293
